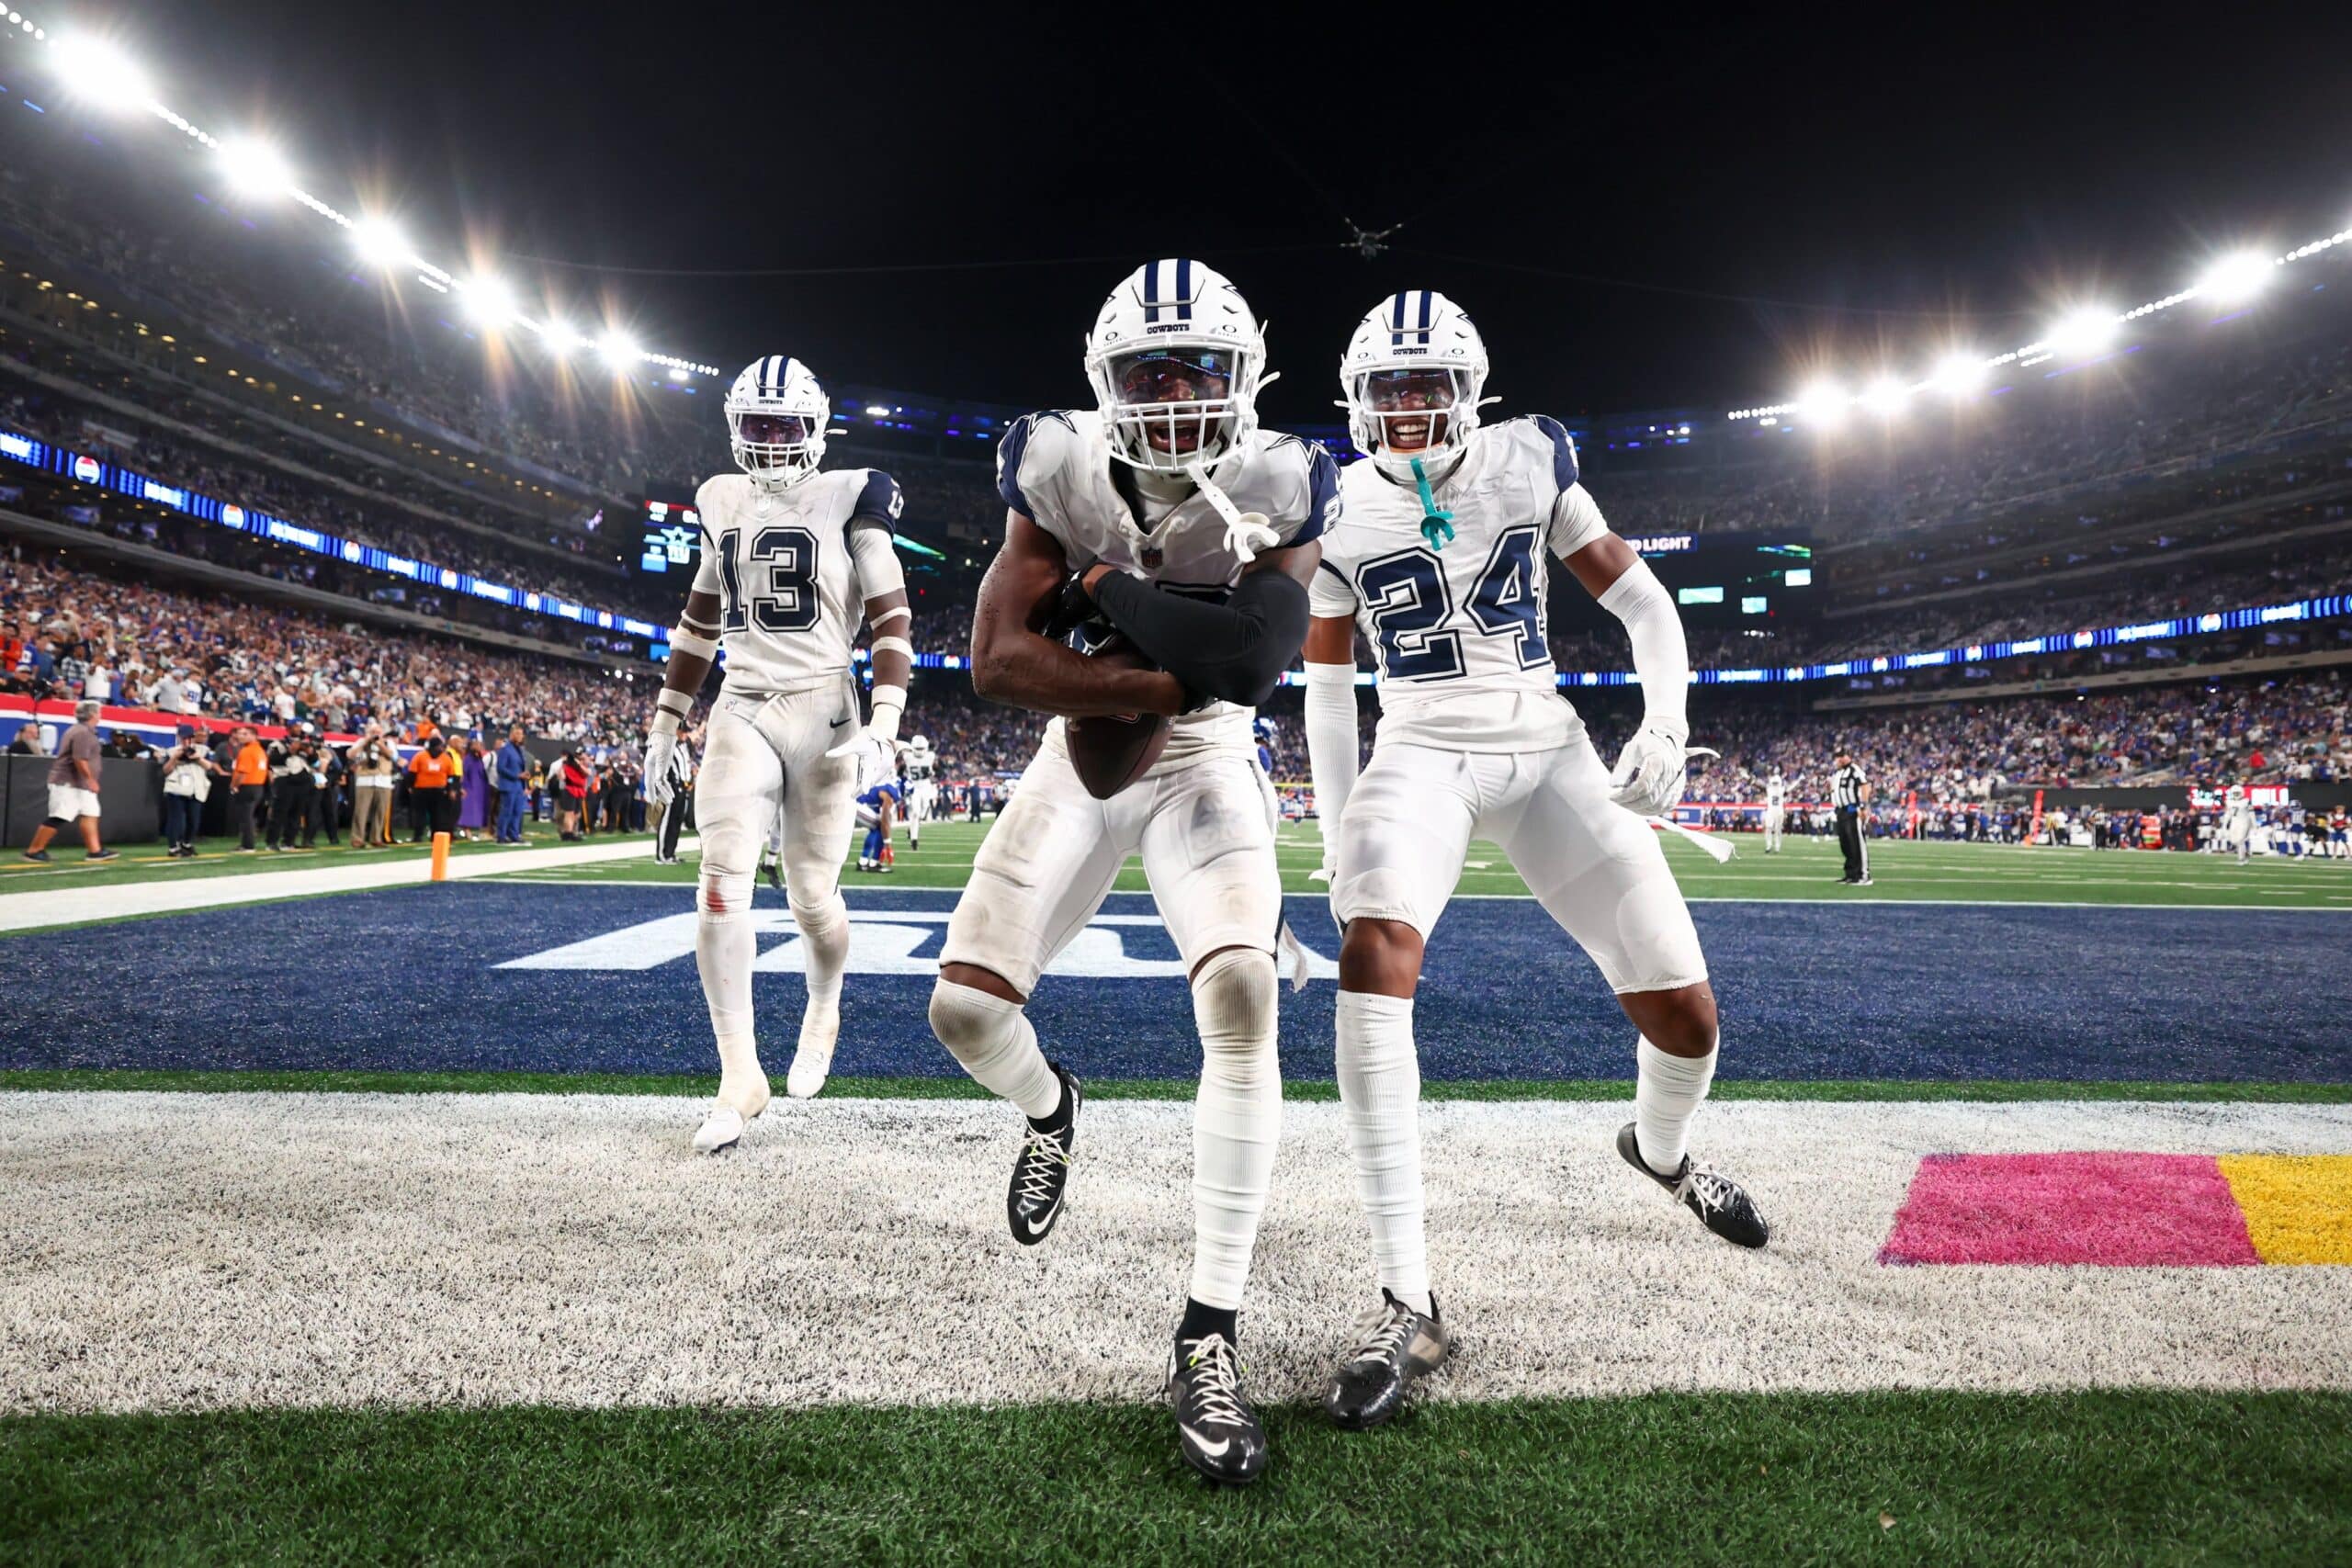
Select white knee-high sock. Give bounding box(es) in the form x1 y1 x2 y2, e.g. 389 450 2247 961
695 899 763 1111
791 892 850 1014
1189 949 1281 1313
1634 1034 1717 1176
1335 990 1430 1314
928 981 1061 1119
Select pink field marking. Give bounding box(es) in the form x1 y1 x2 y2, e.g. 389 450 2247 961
1879 1153 2261 1267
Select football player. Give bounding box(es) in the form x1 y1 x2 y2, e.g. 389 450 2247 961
1302 292 1769 1430
928 259 1334 1485
1762 767 1788 852
854 773 899 873
645 355 913 1145
2223 781 2255 864
901 733 936 850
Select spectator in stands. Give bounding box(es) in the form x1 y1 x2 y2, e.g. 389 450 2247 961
7 721 45 755
494 725 529 845
226 724 268 852
147 666 190 715
349 723 397 848
23 699 116 863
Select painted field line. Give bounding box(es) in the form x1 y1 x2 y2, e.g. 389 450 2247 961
0 838 673 934
469 880 2352 912
4 1094 2345 1416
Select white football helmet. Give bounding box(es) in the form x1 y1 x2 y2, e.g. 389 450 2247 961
1340 291 1493 480
1082 258 1272 476
910 734 931 752
724 355 828 490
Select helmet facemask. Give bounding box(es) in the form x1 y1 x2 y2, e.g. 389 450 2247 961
1349 365 1479 481
1089 343 1258 475
727 407 826 491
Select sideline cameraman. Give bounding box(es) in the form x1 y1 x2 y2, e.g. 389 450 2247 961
162 725 225 857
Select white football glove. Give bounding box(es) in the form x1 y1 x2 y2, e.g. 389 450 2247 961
1608 724 1703 818
830 731 898 795
644 729 678 808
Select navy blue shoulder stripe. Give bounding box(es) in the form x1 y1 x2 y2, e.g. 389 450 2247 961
996 414 1041 519
1530 413 1580 491
850 469 902 533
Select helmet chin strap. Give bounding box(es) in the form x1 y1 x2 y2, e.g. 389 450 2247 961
1409 457 1455 551
1185 457 1279 564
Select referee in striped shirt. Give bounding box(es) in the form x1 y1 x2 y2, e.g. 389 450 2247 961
1832 751 1872 886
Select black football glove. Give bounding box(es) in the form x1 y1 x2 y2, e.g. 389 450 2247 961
1039 570 1104 642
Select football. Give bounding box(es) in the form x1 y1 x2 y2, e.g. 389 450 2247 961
1065 634 1173 798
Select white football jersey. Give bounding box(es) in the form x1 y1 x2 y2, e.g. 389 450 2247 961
1310 415 1604 750
904 742 935 782
997 408 1338 763
1766 774 1788 807
691 468 904 694
2224 784 2253 818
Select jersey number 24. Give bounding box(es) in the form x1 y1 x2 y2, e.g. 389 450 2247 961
1358 525 1546 681
716 526 820 634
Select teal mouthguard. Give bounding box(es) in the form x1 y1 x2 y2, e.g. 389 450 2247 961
1411 457 1454 550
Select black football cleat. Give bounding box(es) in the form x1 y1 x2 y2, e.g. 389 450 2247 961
1617 1122 1770 1248
1167 1331 1267 1485
1006 1065 1080 1246
1325 1289 1450 1431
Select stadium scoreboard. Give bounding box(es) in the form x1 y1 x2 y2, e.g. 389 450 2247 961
636 482 703 577
1622 534 1817 626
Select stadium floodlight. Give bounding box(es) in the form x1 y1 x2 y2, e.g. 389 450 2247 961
457 274 518 328
1793 380 1849 432
216 137 295 199
596 332 641 370
2044 306 2119 359
2197 249 2275 306
540 320 590 357
1859 376 1910 417
349 217 412 271
864 403 891 417
1932 350 1988 397
666 365 689 382
47 33 154 112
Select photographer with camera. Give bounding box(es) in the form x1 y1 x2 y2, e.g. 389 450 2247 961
348 723 397 848
161 724 225 857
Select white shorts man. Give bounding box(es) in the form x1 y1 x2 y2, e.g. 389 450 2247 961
23 701 117 863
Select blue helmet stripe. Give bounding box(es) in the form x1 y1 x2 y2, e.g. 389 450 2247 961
1141 259 1161 323
1418 291 1433 332
1175 256 1193 321
1391 292 1408 331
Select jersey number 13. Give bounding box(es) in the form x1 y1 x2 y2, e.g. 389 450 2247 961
716 526 821 634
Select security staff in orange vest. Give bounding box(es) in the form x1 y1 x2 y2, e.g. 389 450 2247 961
227 725 270 852
407 734 459 843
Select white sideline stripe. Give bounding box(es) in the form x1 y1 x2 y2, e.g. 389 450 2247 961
475 879 2352 913
0 838 685 934
2 1094 2343 1415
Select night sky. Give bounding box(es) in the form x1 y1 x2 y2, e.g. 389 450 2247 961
58 4 2352 423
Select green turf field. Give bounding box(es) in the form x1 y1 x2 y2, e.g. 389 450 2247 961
7 1393 2345 1564
480 818 2352 909
11 818 2347 908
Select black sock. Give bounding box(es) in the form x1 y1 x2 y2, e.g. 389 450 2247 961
1024 1067 1073 1137
1178 1298 1238 1346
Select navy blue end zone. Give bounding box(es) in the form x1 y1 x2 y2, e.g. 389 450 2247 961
4 886 2345 1083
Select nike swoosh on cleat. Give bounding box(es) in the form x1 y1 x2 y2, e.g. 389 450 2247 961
1181 1425 1231 1460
